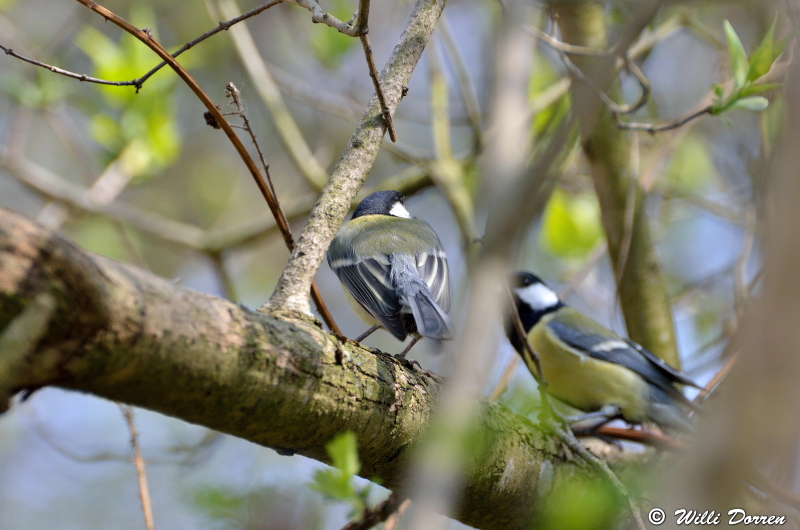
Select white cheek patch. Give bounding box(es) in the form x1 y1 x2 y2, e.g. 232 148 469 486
516 283 559 311
389 202 412 219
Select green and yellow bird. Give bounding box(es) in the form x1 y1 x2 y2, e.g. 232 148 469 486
505 271 700 430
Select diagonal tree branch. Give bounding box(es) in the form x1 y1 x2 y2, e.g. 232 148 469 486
0 207 624 530
265 0 446 314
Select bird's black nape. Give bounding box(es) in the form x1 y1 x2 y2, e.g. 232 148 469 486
352 190 405 219
509 271 546 289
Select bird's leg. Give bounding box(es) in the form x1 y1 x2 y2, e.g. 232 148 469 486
355 325 381 343
566 404 623 431
397 336 422 359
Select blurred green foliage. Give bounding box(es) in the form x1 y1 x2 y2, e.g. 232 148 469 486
667 134 718 193
540 186 604 261
2 69 68 109
309 431 370 517
309 0 357 69
538 475 621 530
530 53 571 139
75 6 183 178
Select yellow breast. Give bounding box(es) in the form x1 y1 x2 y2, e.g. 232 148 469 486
526 314 651 423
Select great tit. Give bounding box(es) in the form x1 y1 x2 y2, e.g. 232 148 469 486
505 271 700 431
328 190 454 356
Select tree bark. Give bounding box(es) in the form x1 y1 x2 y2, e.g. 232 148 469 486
556 2 680 367
0 207 609 530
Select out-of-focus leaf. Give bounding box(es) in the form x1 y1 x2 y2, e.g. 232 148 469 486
310 468 356 501
76 6 182 178
309 0 356 68
539 475 620 530
667 134 717 193
728 96 769 112
739 83 782 98
540 187 603 260
724 20 749 89
327 430 360 478
309 431 368 516
2 71 67 109
747 16 777 82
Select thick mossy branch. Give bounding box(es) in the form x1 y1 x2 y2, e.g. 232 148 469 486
266 0 446 315
556 3 680 367
0 208 608 530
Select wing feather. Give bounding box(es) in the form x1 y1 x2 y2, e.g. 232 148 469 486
546 318 698 409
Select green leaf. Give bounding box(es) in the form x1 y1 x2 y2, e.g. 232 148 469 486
748 16 777 82
739 83 782 98
540 187 603 260
724 20 749 88
728 96 769 112
326 431 360 478
310 469 356 501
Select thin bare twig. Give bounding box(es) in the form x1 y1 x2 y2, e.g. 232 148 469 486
210 251 238 301
0 43 138 86
614 105 714 133
573 425 687 450
120 405 155 530
225 83 279 210
340 492 405 530
287 0 360 36
135 0 285 90
383 498 411 530
213 0 330 191
693 352 738 405
72 0 341 334
360 32 398 142
355 0 370 35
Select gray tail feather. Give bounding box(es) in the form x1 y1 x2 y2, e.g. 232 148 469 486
391 255 454 340
408 291 454 340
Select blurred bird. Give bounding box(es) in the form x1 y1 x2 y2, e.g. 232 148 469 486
328 190 453 357
505 271 700 431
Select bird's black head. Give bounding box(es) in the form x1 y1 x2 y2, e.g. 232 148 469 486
352 190 411 219
504 271 563 352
